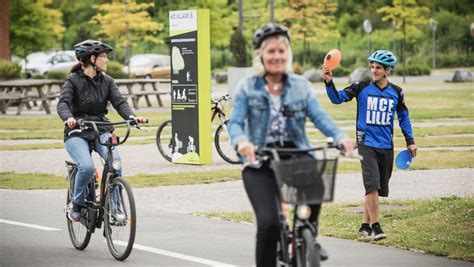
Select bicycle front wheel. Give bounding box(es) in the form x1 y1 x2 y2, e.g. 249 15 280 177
104 177 136 261
214 120 241 164
301 228 320 267
156 120 173 162
66 185 92 250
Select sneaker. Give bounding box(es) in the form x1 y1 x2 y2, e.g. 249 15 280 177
111 210 127 226
358 223 372 236
67 204 81 222
316 242 329 261
371 222 387 241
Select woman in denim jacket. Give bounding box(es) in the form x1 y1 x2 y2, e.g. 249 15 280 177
228 24 354 266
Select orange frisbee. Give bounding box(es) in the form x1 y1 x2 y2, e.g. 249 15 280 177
323 49 342 70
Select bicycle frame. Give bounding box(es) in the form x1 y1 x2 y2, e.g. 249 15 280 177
211 94 230 125
75 120 135 228
259 145 338 266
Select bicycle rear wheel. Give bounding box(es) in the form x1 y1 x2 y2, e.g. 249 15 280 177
66 184 92 250
156 120 173 162
301 228 320 267
214 120 241 164
104 177 136 261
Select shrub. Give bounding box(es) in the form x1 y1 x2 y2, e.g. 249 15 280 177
0 60 21 79
394 64 431 76
106 61 128 79
45 70 68 80
332 65 351 77
292 62 303 75
32 74 45 79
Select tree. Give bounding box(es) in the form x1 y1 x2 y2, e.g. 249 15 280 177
91 0 164 69
378 0 430 82
276 0 339 65
185 0 237 48
10 0 65 60
57 0 101 50
229 27 247 67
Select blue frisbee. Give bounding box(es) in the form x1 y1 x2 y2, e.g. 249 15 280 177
395 149 413 169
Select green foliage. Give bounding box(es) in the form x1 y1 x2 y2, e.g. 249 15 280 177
91 1 164 49
229 28 248 67
436 53 474 68
393 63 431 76
105 61 128 79
211 48 235 70
332 65 351 77
0 60 22 79
434 10 474 54
292 62 303 75
57 0 101 49
9 0 65 58
45 70 68 80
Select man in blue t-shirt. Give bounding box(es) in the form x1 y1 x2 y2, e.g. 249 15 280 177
322 50 417 240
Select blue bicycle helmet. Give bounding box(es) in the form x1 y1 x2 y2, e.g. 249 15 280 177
253 23 290 50
368 50 397 68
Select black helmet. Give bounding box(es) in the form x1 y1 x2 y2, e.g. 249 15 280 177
74 39 113 61
252 23 290 50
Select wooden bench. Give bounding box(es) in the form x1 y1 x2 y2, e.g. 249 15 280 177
116 79 170 109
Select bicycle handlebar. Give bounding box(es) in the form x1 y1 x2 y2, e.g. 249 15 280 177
75 119 139 146
211 93 231 104
257 144 363 161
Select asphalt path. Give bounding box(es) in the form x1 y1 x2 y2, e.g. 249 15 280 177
1 188 472 267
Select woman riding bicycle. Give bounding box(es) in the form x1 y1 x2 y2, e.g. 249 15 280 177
227 24 355 266
57 39 148 222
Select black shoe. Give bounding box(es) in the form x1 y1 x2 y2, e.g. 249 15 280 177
67 203 81 222
318 243 329 261
371 222 387 241
358 223 372 237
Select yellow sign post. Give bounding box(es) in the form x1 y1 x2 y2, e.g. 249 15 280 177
169 9 211 164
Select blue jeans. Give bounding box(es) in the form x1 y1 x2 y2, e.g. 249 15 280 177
65 133 122 206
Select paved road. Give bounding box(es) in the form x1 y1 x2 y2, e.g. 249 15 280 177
1 188 472 267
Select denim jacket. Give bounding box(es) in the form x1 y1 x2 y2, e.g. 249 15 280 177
228 73 348 153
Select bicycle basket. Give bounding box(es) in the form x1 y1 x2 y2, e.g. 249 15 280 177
270 155 338 205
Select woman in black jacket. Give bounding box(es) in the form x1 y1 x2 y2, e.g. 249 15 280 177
57 40 148 222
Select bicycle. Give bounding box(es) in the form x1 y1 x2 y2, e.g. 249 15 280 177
65 119 138 261
156 93 241 164
257 143 349 267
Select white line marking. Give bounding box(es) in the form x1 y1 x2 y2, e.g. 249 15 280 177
0 219 62 231
116 241 236 266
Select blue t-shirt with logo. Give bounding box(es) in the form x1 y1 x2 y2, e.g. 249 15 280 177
325 80 414 149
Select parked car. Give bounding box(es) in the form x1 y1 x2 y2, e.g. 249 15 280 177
123 54 170 79
20 51 78 78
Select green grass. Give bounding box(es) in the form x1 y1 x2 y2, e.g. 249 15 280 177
198 197 474 262
1 149 472 190
316 89 474 121
0 172 67 190
0 169 243 190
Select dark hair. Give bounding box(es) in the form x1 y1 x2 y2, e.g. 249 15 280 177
69 56 92 74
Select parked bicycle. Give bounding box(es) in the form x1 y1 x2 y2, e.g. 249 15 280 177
257 143 354 266
65 119 138 261
156 94 240 164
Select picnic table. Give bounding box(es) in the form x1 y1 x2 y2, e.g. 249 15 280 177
0 79 63 115
0 78 171 115
115 78 171 109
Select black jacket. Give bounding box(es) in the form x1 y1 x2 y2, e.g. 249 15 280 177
57 70 134 141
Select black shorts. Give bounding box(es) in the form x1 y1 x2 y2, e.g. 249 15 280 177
358 144 394 197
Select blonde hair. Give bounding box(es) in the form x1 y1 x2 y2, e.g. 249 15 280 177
252 35 293 76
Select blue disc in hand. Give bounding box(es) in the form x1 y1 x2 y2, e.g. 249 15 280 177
395 149 413 169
